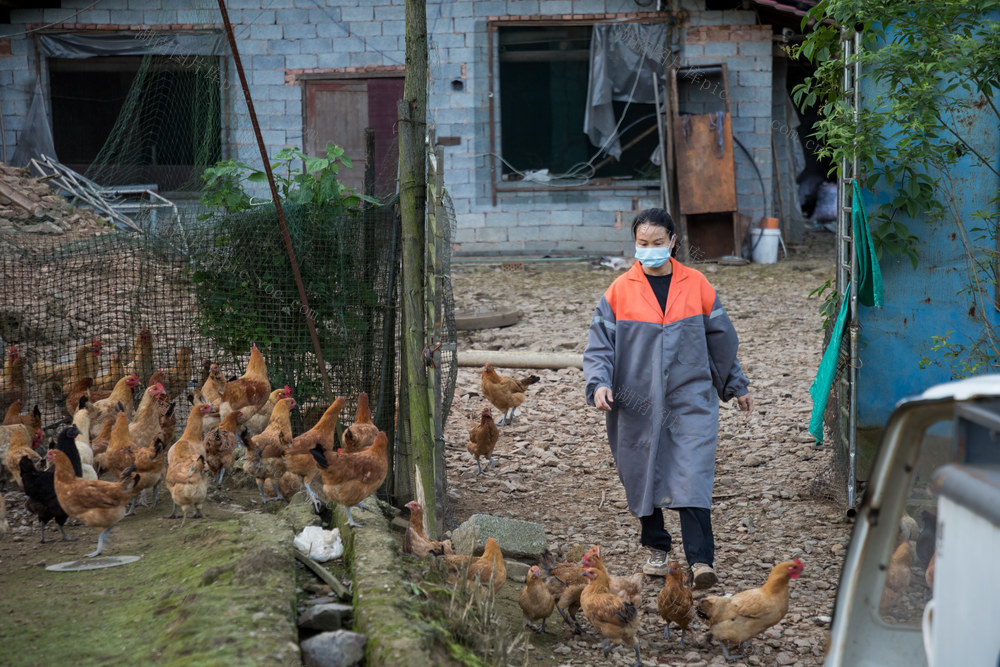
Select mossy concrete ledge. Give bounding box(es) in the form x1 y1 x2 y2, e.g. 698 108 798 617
333 497 439 667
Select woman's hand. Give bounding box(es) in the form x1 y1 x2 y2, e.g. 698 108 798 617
594 386 614 411
737 393 754 414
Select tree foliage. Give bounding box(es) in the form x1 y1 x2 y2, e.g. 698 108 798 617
792 0 1000 375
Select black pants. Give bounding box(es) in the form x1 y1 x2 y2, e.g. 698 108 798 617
639 507 714 567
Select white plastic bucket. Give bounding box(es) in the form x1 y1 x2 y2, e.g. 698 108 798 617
750 228 781 264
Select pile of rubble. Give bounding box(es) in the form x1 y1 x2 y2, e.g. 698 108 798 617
0 163 110 235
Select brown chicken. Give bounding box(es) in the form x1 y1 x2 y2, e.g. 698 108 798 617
160 346 194 399
219 344 271 420
402 500 453 557
520 565 556 632
262 471 302 502
309 429 388 526
657 561 695 645
88 373 141 436
1 344 27 410
4 425 41 490
879 538 914 616
582 545 644 606
168 403 214 465
467 407 500 475
31 339 102 398
581 565 642 666
242 386 291 436
128 382 167 448
166 453 208 525
439 537 508 595
698 558 805 660
925 552 936 589
93 348 125 391
90 413 117 475
63 377 94 419
2 399 42 433
125 329 154 388
47 448 138 557
246 397 295 502
342 391 379 452
202 409 243 485
480 363 539 426
282 396 344 508
159 401 178 444
539 550 588 634
197 362 226 409
0 492 7 536
103 410 166 513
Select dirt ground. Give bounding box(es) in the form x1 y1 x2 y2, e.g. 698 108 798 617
0 229 847 666
443 230 848 666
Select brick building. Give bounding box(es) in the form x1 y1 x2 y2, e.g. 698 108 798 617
0 0 816 257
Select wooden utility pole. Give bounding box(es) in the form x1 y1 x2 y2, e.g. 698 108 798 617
399 0 436 533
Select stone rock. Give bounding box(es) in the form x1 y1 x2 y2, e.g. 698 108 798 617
21 222 64 235
505 559 531 583
298 603 354 631
451 514 547 559
300 630 366 667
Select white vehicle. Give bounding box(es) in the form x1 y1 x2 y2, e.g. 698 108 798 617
826 376 1000 666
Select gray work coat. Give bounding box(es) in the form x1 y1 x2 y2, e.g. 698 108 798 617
583 258 749 516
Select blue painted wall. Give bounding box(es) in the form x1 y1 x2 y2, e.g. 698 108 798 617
856 76 1000 427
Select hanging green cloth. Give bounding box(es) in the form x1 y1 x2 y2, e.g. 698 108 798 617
853 180 884 307
807 182 884 443
808 281 852 443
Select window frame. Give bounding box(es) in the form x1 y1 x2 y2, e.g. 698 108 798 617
486 13 672 205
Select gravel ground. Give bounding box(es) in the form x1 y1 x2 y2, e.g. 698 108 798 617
442 231 848 666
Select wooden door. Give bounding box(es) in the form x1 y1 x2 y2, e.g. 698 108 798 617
673 112 737 214
304 78 404 196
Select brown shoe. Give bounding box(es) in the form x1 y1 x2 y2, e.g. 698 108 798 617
691 562 718 589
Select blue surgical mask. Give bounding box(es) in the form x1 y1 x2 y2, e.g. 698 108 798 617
634 242 673 268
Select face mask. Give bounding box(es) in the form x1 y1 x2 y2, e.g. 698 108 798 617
634 239 674 267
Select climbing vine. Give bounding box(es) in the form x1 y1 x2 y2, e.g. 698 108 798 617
791 0 1000 375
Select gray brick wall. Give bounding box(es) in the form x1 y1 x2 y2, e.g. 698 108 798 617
0 0 777 257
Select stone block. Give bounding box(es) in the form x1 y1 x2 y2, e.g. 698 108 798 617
301 630 366 667
275 8 311 24
739 40 773 56
738 70 772 88
451 514 547 559
703 42 737 58
298 603 354 631
342 5 374 21
284 23 317 40
505 558 532 584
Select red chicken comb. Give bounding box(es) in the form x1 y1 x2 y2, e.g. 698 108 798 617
284 385 292 394
793 558 804 568
337 448 342 453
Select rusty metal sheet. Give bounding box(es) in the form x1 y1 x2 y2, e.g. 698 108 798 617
673 112 737 214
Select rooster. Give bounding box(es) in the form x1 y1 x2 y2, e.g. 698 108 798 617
309 430 388 527
219 344 271 420
342 392 379 453
467 407 500 474
480 363 539 426
698 558 805 660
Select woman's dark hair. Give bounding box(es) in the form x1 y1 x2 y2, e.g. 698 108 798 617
631 208 676 239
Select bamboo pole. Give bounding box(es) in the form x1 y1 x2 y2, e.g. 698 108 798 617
399 0 436 533
457 350 583 370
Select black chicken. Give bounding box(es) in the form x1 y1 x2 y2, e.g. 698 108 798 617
20 425 84 543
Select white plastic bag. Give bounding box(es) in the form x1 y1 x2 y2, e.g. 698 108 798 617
294 525 343 562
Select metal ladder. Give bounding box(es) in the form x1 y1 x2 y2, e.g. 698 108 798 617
836 30 862 509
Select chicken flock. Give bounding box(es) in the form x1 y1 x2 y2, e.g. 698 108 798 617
1 336 388 560
1 337 929 663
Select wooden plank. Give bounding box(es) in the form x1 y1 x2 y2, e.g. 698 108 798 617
673 112 737 215
304 80 367 192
